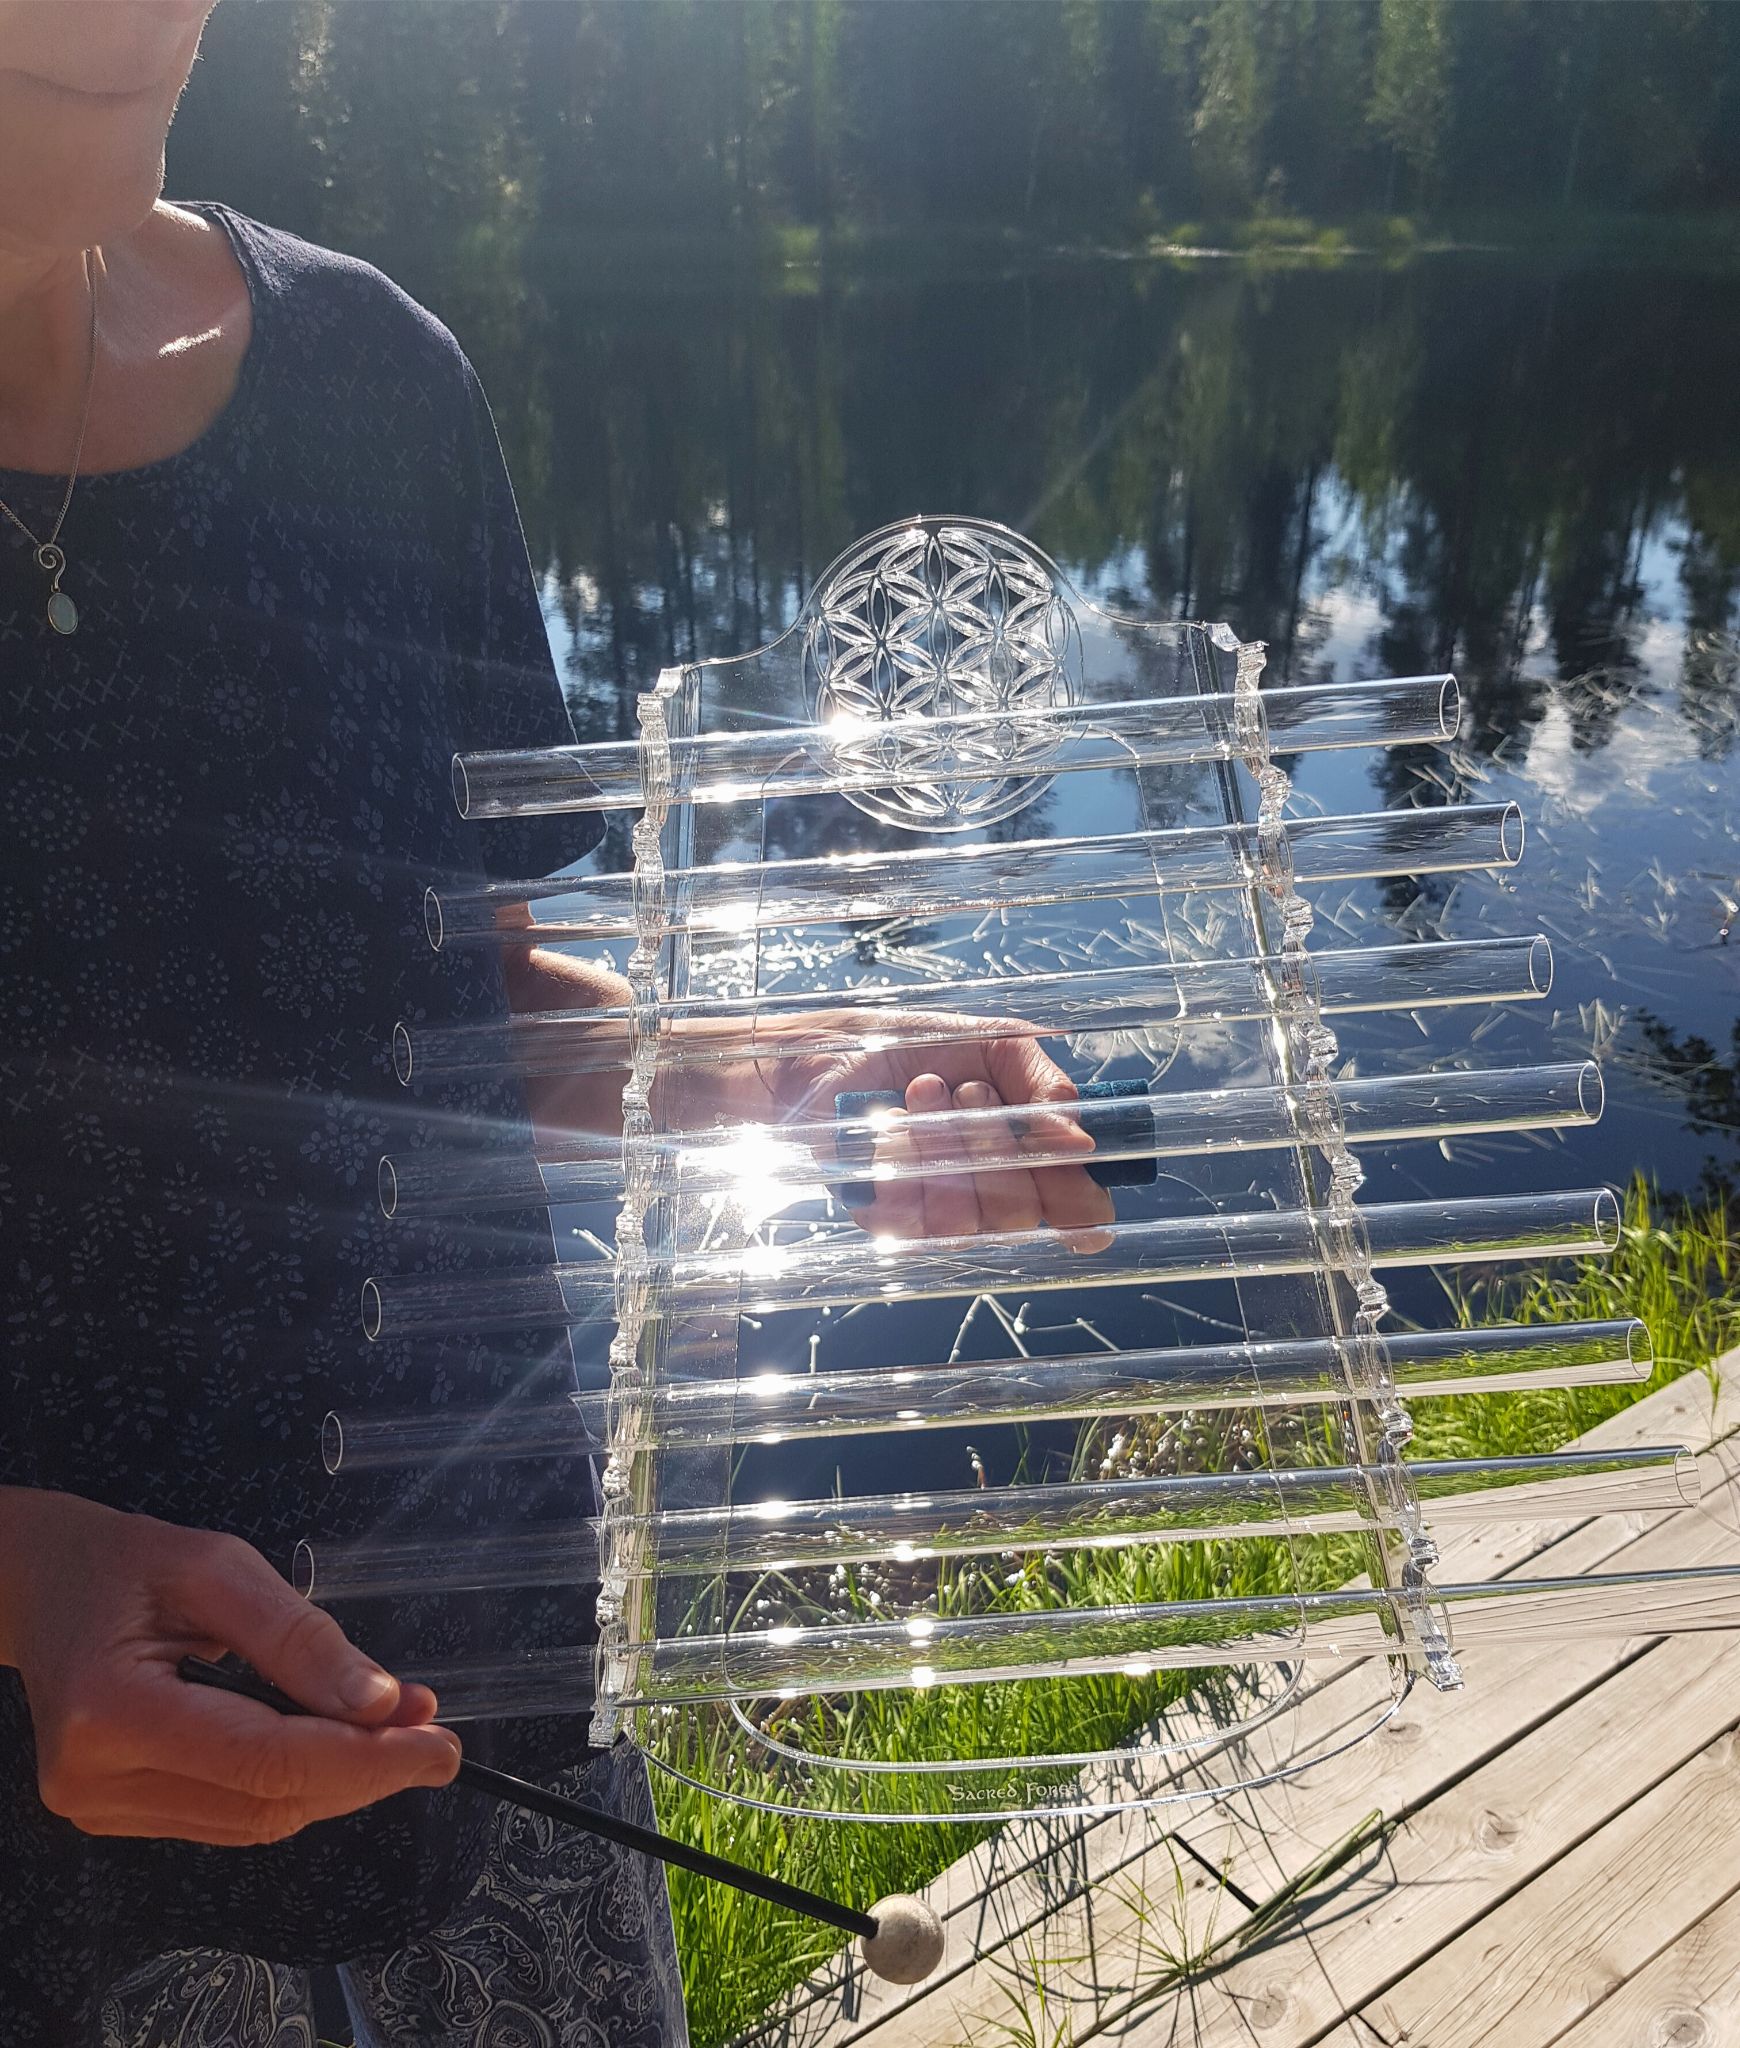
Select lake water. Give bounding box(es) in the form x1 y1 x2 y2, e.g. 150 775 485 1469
354 240 1730 1513
456 246 1738 1216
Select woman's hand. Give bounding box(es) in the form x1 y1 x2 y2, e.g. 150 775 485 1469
754 1016 1117 1245
501 946 1121 1245
505 947 1117 1245
0 1488 460 1846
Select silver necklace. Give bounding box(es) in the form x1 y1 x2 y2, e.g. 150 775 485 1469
0 250 99 637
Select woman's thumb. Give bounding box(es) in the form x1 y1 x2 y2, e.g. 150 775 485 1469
194 1537 404 1724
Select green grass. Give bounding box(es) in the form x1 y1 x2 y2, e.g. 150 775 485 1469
657 1176 1739 2048
1415 1177 1734 1460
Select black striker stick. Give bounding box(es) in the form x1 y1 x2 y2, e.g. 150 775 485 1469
177 1654 878 1941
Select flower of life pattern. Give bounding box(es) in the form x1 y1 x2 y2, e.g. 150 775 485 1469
802 521 1084 831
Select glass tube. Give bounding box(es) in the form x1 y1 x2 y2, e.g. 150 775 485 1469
405 1556 1740 1722
428 801 1523 952
612 1564 1740 1702
395 933 1552 1084
453 675 1459 819
410 1645 596 1724
323 1318 1650 1475
361 1187 1620 1339
378 1061 1601 1218
295 1526 598 1603
321 1400 592 1475
1435 1566 1740 1645
669 1444 1699 1566
299 1445 1691 1601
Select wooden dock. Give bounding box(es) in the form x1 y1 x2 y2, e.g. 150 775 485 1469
734 1352 1740 2048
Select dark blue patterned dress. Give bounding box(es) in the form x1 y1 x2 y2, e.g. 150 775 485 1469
0 207 683 2046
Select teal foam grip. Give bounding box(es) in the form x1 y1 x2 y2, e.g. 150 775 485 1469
1077 1078 1158 1187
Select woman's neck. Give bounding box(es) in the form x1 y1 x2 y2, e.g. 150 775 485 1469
0 206 252 477
0 240 99 474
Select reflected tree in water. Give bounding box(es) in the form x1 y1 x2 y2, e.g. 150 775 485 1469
161 3 1740 1206
1638 1013 1740 1203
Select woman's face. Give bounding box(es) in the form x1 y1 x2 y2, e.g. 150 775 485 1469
0 1 215 259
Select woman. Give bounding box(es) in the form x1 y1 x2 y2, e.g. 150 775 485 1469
0 6 1112 2044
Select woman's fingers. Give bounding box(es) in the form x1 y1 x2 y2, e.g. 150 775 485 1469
60 1751 458 1845
164 1531 409 1724
1031 1156 1117 1249
904 1073 983 1239
9 1497 461 1853
824 1019 1121 1244
979 1030 1082 1111
96 1661 461 1807
966 1034 1115 1247
842 1103 925 1237
950 1081 1044 1233
386 1680 442 1728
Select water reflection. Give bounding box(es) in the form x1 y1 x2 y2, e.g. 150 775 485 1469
483 254 1738 1199
487 261 1740 763
171 81 1740 1193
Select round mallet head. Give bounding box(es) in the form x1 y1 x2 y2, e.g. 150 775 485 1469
860 1894 946 1984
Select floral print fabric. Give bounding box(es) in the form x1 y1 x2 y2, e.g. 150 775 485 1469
1 206 678 2042
100 1750 687 2048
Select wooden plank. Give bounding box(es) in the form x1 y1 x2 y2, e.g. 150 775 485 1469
1174 1368 1740 1909
820 1469 1739 2043
1173 1459 1740 1909
857 1836 1232 2048
1547 1883 1740 2048
1112 1600 1740 2042
734 1363 1740 2046
1069 1447 1740 2043
1357 1729 1740 2048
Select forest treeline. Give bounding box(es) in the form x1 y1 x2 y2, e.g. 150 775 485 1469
163 1 1740 761
175 0 1740 248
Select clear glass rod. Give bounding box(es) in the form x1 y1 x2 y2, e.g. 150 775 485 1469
406 1563 1740 1718
378 1061 1601 1218
620 1564 1740 1701
297 1444 1692 1601
395 933 1552 1083
428 801 1522 951
360 1186 1620 1339
322 1318 1650 1475
453 675 1459 819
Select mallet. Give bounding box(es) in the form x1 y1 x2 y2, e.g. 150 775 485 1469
177 1654 945 1985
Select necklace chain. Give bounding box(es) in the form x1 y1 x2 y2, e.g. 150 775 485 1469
0 250 100 633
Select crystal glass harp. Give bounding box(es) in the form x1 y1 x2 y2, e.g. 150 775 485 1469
341 516 1727 1823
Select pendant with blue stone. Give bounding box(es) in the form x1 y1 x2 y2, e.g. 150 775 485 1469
38 543 77 636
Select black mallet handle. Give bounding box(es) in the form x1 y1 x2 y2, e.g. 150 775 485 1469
176 1654 878 1940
